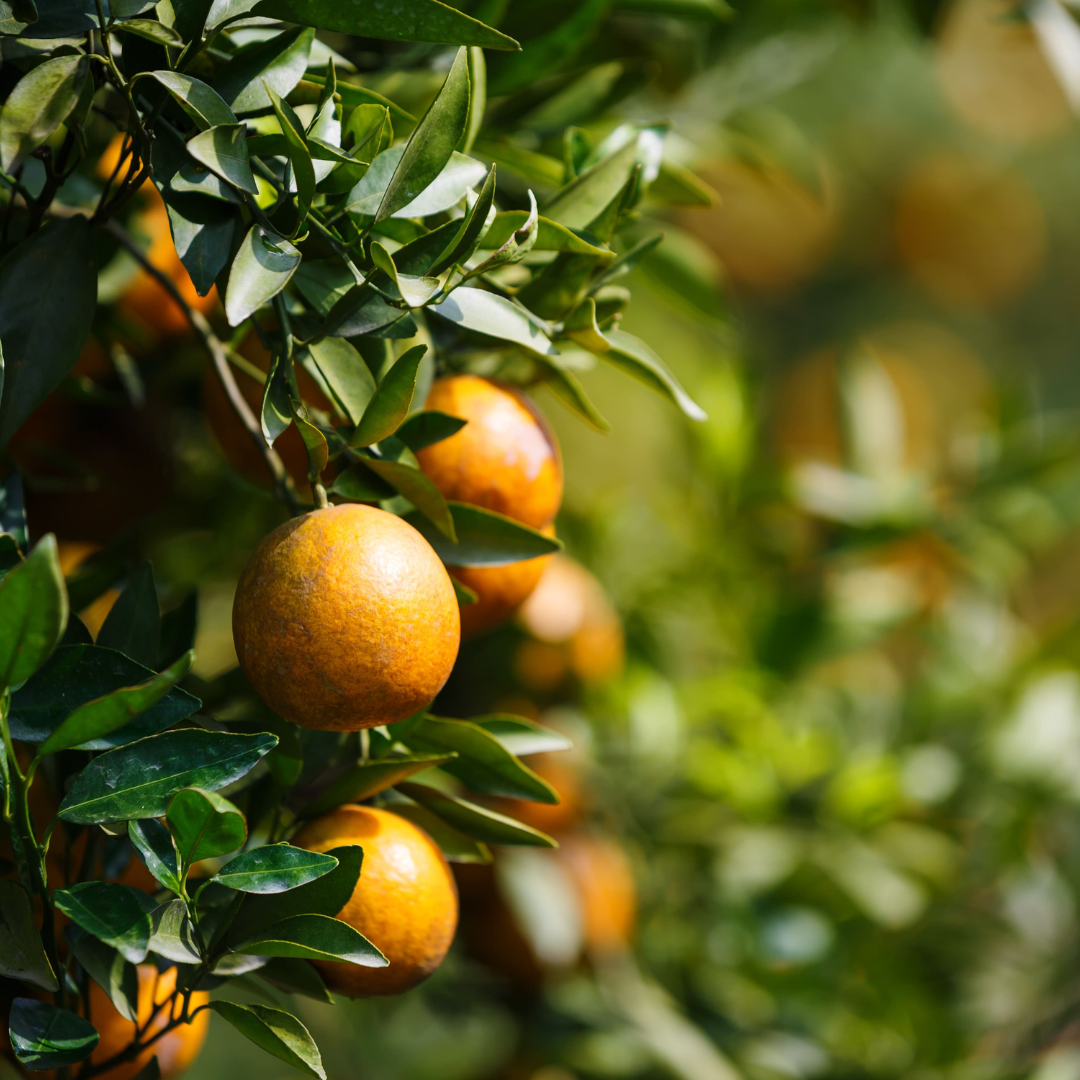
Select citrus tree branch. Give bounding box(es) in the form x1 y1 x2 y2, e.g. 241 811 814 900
101 219 302 515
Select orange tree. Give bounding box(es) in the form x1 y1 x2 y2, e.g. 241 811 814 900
0 1 715 1077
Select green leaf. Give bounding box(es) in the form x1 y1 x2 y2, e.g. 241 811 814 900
250 0 518 50
350 345 427 448
293 261 356 317
376 47 471 222
58 730 277 825
261 349 293 447
452 577 478 606
531 353 611 432
163 195 236 297
462 46 485 154
322 282 416 339
53 882 153 964
148 900 202 963
428 164 497 276
257 958 332 1003
395 410 467 453
478 213 608 255
37 650 194 759
410 715 558 802
464 191 538 277
214 25 314 115
562 297 611 354
187 124 259 195
603 328 707 421
361 458 457 541
212 845 338 894
427 288 558 358
542 139 642 230
391 804 491 864
138 70 237 129
329 463 394 502
9 645 201 749
650 158 720 205
291 397 329 481
306 338 376 424
473 715 572 756
0 216 97 448
9 1000 98 1071
225 226 302 326
404 501 562 567
473 138 564 189
66 926 138 1022
167 787 247 867
0 535 66 691
396 782 557 847
0 881 57 991
267 84 314 227
369 242 442 308
209 1001 326 1079
299 754 454 819
0 54 89 172
232 913 387 966
128 819 182 895
111 18 183 45
96 562 160 668
347 146 486 219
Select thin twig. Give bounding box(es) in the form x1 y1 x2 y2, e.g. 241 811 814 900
102 218 302 514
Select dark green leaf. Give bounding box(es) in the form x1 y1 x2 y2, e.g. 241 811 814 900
0 216 96 448
0 535 66 691
396 782 557 847
251 0 518 50
349 146 486 220
428 164 497 276
128 819 181 894
214 26 314 114
404 502 562 567
369 242 442 308
365 457 457 540
58 730 277 824
391 804 491 864
232 913 386 966
9 1000 98 1071
542 138 642 230
257 958 332 1003
111 18 183 45
395 411 467 452
261 349 293 447
410 715 558 802
427 288 558 357
148 900 202 963
299 754 454 818
66 926 137 1022
0 54 89 172
329 462 395 502
159 593 197 670
473 715 572 756
212 845 337 894
209 1001 325 1079
187 124 259 195
293 261 355 316
225 226 301 326
0 881 57 991
96 562 160 668
163 194 236 297
138 70 237 129
306 337 375 424
267 85 314 227
350 345 427 448
167 787 247 866
9 645 201 748
53 882 153 964
323 283 416 339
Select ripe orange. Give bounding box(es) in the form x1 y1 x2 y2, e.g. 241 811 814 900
416 375 563 530
451 524 557 638
232 504 460 731
293 805 458 997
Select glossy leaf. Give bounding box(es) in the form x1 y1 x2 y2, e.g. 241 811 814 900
350 345 427 448
214 26 314 114
139 70 237 130
167 787 247 867
299 754 454 819
9 645 201 748
478 213 608 255
429 166 497 277
267 85 314 226
128 819 181 895
395 411 467 453
225 226 302 326
111 18 182 45
0 881 57 991
53 883 153 964
257 958 332 1003
164 195 236 297
212 845 338 894
96 562 160 668
209 1001 325 1079
542 139 642 230
58 730 277 824
187 125 259 195
37 650 194 759
360 458 457 541
148 900 202 963
428 288 558 357
250 0 518 49
261 349 293 447
392 804 491 864
0 216 96 448
232 913 386 966
603 328 707 421
370 242 442 308
306 337 375 424
329 462 395 502
0 54 89 171
323 283 416 339
410 715 558 802
397 782 557 847
0 536 66 691
405 501 562 567
66 927 137 1022
349 146 487 220
9 1000 98 1071
474 715 572 757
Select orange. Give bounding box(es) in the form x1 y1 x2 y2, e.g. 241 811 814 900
232 504 460 731
292 805 458 997
451 524 557 638
557 835 636 954
416 376 563 530
895 153 1046 309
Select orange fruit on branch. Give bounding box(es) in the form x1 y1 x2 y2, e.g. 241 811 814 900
293 805 458 997
232 504 460 731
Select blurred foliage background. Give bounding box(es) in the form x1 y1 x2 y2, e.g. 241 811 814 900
17 0 1080 1076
